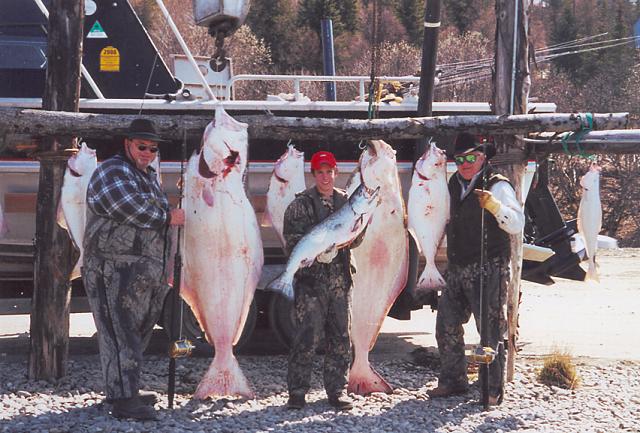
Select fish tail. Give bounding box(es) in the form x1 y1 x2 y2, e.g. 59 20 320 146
586 257 600 283
416 263 446 291
267 273 294 300
347 355 393 395
193 353 254 400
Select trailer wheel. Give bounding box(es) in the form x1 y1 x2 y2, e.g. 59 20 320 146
268 293 296 349
161 291 257 356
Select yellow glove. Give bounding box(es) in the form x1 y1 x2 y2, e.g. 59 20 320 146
474 189 501 215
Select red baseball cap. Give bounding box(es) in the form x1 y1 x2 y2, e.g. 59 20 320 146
310 151 337 170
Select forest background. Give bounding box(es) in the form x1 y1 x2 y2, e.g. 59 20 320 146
132 0 640 246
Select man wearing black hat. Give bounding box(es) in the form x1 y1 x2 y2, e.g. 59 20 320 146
83 118 185 420
428 133 524 405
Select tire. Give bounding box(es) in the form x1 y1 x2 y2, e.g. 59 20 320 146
267 293 296 350
161 290 258 357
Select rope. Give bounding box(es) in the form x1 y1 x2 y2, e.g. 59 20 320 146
138 51 159 115
560 112 596 160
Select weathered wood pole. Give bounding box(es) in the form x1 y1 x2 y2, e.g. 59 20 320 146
401 0 442 311
492 0 530 382
29 0 84 380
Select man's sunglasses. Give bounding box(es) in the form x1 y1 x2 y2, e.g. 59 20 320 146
137 144 159 153
454 154 478 165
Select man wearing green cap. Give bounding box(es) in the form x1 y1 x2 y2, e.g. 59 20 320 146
428 133 525 405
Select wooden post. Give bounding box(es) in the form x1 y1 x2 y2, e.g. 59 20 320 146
29 0 84 380
492 0 530 382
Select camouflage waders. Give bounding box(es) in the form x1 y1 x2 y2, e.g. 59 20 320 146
83 215 171 400
435 256 510 398
284 187 358 398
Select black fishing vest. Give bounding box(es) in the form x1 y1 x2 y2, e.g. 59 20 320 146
446 168 512 266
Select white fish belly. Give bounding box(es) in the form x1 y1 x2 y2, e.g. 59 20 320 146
351 201 408 350
182 180 263 350
265 178 298 247
407 175 449 283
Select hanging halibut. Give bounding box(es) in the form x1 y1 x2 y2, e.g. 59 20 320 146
181 106 263 399
577 163 602 282
407 141 449 296
57 142 97 279
346 140 408 395
263 144 305 247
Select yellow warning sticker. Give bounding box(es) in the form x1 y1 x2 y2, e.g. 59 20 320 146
100 46 120 72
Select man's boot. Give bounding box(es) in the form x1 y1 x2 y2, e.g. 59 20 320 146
427 384 469 398
106 391 158 406
287 393 306 409
111 396 158 421
328 393 353 411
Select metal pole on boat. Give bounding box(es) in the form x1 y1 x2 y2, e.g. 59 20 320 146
321 19 337 101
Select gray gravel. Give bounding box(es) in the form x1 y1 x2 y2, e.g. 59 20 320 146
1 353 639 433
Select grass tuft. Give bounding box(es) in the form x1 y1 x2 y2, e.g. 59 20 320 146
537 351 580 390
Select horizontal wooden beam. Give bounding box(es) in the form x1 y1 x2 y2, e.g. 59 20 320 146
526 130 640 154
0 107 629 142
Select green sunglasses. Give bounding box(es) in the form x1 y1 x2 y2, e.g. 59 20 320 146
454 153 478 165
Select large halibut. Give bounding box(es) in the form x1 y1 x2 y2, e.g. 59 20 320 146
346 140 409 395
181 106 263 399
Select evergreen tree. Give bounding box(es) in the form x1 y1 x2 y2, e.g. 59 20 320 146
396 0 423 45
246 0 297 69
445 0 479 34
549 2 581 76
298 0 359 37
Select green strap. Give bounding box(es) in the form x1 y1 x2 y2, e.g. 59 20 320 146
560 112 595 160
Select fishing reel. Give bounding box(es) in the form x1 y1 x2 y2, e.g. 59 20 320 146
169 339 195 359
466 345 496 365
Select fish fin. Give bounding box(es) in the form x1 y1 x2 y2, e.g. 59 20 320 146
260 209 273 228
70 261 82 280
416 263 446 291
586 257 600 283
347 363 393 395
202 184 215 207
56 202 68 231
407 227 422 255
193 353 254 400
266 273 294 300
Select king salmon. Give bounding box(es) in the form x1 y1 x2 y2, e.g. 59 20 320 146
263 144 305 247
268 183 380 300
57 142 97 279
407 141 449 296
577 163 602 282
346 140 408 395
181 106 263 399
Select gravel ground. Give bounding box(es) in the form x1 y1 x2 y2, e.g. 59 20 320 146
1 352 639 433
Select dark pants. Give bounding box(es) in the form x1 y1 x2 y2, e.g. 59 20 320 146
435 256 510 398
83 255 169 400
287 278 352 397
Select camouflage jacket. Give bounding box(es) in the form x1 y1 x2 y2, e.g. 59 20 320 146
283 186 363 287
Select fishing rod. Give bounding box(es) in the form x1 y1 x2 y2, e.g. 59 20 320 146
167 128 194 409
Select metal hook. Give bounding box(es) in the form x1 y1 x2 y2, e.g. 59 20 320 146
358 140 368 150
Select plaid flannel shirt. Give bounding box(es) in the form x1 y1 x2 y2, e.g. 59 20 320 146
87 154 169 230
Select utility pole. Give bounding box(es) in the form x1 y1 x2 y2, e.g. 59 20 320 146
29 0 84 380
404 0 442 307
492 0 531 382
